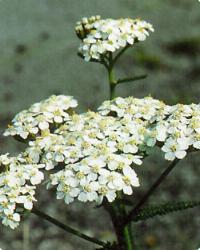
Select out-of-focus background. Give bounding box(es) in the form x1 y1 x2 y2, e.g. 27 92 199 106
0 0 200 249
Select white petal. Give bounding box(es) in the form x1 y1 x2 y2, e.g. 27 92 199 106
54 116 63 123
165 152 175 161
106 191 116 202
78 192 88 202
123 186 133 195
175 150 186 159
39 121 49 130
13 213 20 222
24 201 33 210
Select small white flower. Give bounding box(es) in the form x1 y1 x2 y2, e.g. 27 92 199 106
122 166 140 195
2 212 20 229
162 139 188 161
30 169 44 185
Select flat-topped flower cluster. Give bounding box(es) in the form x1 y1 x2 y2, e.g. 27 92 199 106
1 95 200 229
75 16 154 61
99 97 200 160
4 95 78 140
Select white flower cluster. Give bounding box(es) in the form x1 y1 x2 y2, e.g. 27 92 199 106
45 112 141 204
98 97 200 161
1 95 200 229
75 16 154 61
26 111 141 204
4 95 78 140
0 153 45 229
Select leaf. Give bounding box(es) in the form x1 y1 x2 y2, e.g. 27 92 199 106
133 201 200 222
117 74 147 84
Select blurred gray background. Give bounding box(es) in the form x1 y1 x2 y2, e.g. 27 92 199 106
0 0 200 249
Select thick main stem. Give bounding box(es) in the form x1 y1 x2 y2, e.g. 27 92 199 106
108 65 116 99
31 207 106 247
117 193 134 250
103 201 133 250
103 201 123 249
123 159 179 227
23 221 29 250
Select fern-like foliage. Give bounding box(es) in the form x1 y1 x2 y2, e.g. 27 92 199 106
133 201 200 222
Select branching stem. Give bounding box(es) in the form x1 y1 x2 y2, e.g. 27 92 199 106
31 207 106 247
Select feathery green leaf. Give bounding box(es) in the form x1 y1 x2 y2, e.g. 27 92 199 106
133 201 200 222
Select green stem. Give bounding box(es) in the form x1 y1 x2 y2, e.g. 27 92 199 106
108 67 117 99
110 82 116 100
31 207 106 247
23 221 29 250
123 226 133 250
104 200 133 250
103 201 123 249
108 54 117 100
118 194 135 250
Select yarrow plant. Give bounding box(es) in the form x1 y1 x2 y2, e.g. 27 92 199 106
1 15 200 250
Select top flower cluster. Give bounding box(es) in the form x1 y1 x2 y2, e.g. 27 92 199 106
75 15 154 61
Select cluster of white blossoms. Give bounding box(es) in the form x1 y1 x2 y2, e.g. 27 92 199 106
1 95 200 229
98 97 200 161
75 16 154 61
0 153 45 229
27 111 142 204
3 95 78 140
45 112 142 204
